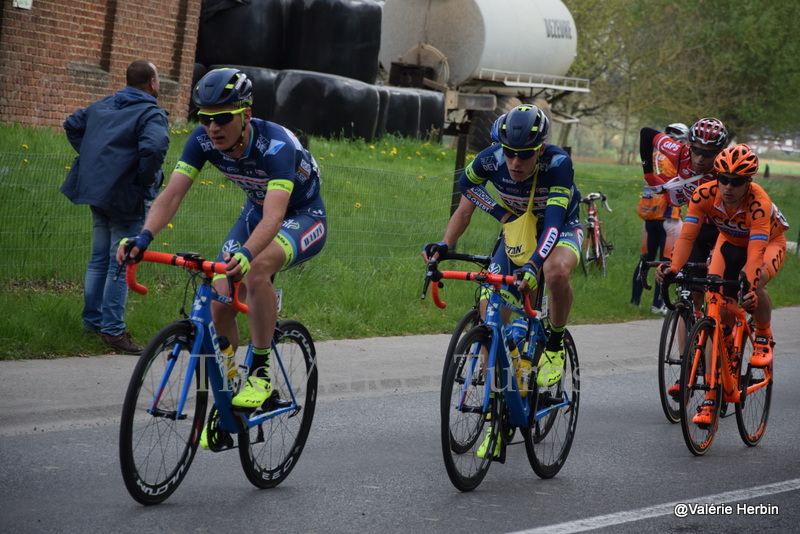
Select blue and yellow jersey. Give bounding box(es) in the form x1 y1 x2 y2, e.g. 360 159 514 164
174 118 321 211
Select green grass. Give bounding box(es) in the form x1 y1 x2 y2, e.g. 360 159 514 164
1 124 799 359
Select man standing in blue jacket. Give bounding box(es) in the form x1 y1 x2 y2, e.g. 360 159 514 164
61 60 169 353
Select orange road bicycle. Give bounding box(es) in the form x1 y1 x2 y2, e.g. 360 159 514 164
663 273 772 456
579 192 614 277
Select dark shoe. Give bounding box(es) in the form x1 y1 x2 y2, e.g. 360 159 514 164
102 330 143 354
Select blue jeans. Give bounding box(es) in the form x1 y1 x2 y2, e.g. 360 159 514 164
83 206 145 336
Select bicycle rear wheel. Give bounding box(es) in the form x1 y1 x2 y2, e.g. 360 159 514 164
735 330 772 446
239 320 318 489
441 325 496 491
524 329 580 479
119 320 206 505
658 306 691 423
680 318 721 456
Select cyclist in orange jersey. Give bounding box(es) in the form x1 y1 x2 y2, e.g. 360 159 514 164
657 144 788 407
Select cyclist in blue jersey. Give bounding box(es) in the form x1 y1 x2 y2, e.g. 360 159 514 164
118 68 327 414
423 104 582 391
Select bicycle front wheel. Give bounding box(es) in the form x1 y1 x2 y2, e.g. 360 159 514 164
443 308 482 376
119 320 206 505
441 325 495 491
524 329 580 479
579 228 595 276
238 320 317 489
735 330 772 446
658 306 691 423
680 318 721 456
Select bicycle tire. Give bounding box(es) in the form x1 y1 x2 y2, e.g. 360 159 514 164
680 318 721 456
441 325 495 491
523 329 580 479
579 228 594 276
735 329 772 446
119 320 206 505
239 320 318 489
658 306 691 423
443 308 482 376
597 232 610 277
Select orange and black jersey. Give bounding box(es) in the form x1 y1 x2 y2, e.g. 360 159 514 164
670 181 789 288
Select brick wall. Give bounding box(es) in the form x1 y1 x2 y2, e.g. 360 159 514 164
0 0 200 129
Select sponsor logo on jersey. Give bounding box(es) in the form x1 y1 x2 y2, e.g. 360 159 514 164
266 139 286 155
537 227 559 258
282 219 300 230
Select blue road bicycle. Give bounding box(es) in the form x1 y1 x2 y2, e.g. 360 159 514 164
423 261 580 491
119 251 317 505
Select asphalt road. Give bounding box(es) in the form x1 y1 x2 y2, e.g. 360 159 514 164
1 307 798 533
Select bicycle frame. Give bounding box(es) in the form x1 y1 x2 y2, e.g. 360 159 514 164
430 270 569 428
128 252 301 434
688 288 771 404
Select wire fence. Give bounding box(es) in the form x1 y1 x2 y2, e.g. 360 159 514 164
0 153 506 282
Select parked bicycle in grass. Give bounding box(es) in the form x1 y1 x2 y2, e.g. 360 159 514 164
422 259 579 491
118 251 317 504
579 192 613 276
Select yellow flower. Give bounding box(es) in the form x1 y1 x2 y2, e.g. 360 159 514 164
369 145 375 149
167 223 174 229
22 144 29 149
354 203 362 208
23 159 29 163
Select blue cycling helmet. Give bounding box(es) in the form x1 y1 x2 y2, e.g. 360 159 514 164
495 104 550 149
192 68 253 108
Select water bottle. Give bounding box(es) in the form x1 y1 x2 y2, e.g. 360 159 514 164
517 356 532 397
505 325 521 373
218 335 237 380
510 317 528 345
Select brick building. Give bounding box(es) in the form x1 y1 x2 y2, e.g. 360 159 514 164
0 0 199 129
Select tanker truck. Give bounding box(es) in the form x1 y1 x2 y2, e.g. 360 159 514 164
378 0 589 150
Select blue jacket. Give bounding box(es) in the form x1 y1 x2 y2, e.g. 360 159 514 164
61 86 169 219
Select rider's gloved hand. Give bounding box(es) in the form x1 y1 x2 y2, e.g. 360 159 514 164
422 242 448 262
120 229 153 263
739 289 758 313
655 263 674 284
231 247 253 277
514 263 538 292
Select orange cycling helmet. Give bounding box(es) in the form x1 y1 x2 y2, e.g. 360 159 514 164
714 143 759 177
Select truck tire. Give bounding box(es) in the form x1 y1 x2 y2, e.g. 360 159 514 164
468 95 522 152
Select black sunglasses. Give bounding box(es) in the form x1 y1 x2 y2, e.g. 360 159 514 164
502 144 541 161
717 174 749 187
690 145 719 159
197 108 246 127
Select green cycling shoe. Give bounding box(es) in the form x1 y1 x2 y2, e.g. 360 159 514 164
231 376 273 409
537 348 565 387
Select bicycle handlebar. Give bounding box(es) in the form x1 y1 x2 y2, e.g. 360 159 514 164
126 251 249 314
659 270 750 311
581 192 613 212
428 269 538 318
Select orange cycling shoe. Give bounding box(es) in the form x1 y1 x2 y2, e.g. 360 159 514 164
667 381 680 400
750 336 774 368
693 393 716 427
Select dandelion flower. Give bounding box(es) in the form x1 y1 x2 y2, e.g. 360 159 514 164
167 223 174 229
354 203 362 208
22 144 29 149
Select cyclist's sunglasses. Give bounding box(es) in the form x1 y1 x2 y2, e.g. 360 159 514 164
502 143 543 160
198 107 246 127
717 174 749 187
690 145 720 159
